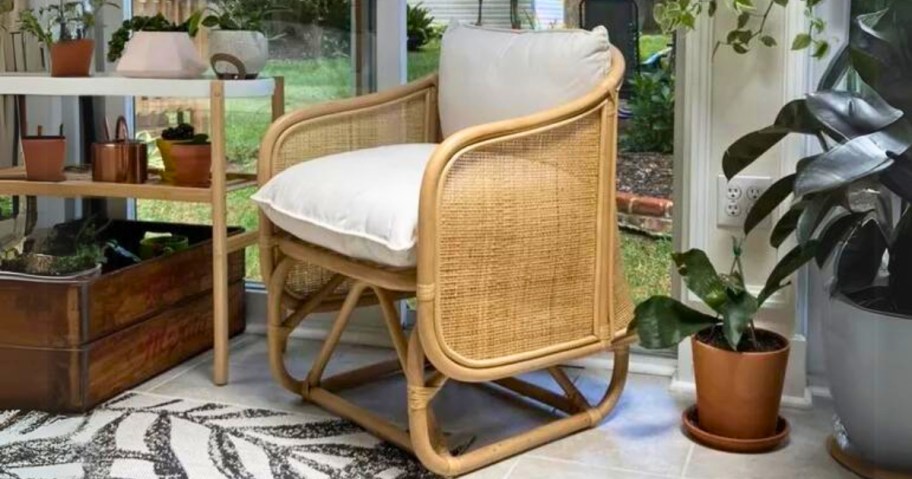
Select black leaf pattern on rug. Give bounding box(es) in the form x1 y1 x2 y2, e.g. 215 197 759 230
0 393 440 479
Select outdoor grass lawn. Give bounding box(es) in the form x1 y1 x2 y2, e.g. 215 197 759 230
620 231 673 304
0 196 11 219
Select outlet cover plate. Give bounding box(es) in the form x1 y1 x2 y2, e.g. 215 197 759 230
717 175 773 229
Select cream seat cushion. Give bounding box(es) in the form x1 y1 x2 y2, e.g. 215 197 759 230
252 144 437 268
438 22 612 137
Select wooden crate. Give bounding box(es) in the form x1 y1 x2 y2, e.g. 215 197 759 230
0 220 246 413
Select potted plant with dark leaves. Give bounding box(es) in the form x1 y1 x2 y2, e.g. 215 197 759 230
721 2 912 475
635 239 814 452
14 0 115 77
157 123 210 185
202 0 282 79
107 12 206 78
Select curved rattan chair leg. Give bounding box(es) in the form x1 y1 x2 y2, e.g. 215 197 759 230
588 345 631 425
406 332 458 476
267 257 305 395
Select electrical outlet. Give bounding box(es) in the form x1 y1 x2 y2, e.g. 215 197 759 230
717 175 774 229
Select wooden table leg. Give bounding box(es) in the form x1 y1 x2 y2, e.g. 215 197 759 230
211 80 229 386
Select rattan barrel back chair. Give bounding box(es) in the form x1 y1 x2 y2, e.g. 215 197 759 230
255 23 635 477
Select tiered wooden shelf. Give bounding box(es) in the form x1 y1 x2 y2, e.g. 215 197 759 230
0 73 285 386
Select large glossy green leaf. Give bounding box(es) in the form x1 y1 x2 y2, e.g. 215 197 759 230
793 120 912 197
888 207 912 313
806 89 903 141
723 100 821 180
634 297 719 350
719 290 758 351
672 250 728 314
815 212 868 267
745 174 794 235
881 156 912 201
759 241 819 305
850 6 912 118
836 218 888 294
796 191 843 244
771 205 804 248
817 43 849 90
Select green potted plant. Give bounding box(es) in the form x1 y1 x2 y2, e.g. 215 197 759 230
201 0 283 79
719 2 912 474
406 3 438 51
162 125 211 187
14 0 115 77
0 218 107 279
635 239 814 451
107 12 206 78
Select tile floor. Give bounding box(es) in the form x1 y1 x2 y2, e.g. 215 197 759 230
137 334 854 479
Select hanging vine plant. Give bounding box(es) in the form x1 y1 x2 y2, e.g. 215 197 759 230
654 0 830 58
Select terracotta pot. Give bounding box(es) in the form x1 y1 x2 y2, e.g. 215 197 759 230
49 39 94 77
170 143 211 187
22 136 66 182
692 329 790 440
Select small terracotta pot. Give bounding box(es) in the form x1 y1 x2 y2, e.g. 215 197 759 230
50 39 94 77
692 329 790 440
170 143 211 187
22 136 66 182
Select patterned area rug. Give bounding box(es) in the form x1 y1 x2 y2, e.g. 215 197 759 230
0 392 437 479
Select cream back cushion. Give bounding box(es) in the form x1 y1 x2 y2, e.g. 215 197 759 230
438 22 612 138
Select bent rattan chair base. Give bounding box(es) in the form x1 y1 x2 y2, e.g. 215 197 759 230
267 252 634 477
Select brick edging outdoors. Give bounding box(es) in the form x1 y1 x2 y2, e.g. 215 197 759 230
616 192 674 237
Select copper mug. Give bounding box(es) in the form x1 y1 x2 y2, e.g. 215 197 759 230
92 116 148 183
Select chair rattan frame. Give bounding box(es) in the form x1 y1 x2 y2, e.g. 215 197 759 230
258 47 634 477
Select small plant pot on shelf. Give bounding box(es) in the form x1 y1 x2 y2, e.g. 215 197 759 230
208 30 267 79
688 328 791 452
115 32 206 79
170 143 211 187
22 136 66 182
49 39 94 77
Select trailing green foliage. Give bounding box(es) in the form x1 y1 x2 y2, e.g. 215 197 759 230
724 2 912 315
406 3 439 52
14 0 117 46
161 123 209 144
107 12 203 63
623 66 675 154
200 0 285 33
654 0 830 58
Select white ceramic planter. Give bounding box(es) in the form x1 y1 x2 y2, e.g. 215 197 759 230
208 30 268 79
825 293 912 473
116 32 207 79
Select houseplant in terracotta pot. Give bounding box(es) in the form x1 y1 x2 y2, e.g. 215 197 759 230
720 2 912 475
635 239 816 451
169 132 211 187
107 12 206 78
15 0 116 77
201 0 283 79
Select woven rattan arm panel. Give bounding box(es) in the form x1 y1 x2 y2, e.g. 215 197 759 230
416 47 632 382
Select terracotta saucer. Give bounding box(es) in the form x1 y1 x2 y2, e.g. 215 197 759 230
682 405 790 453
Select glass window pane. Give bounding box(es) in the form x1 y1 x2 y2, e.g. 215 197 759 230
134 0 366 281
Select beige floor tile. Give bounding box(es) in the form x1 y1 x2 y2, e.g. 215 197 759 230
458 458 518 479
530 371 694 477
683 398 855 479
505 456 675 479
